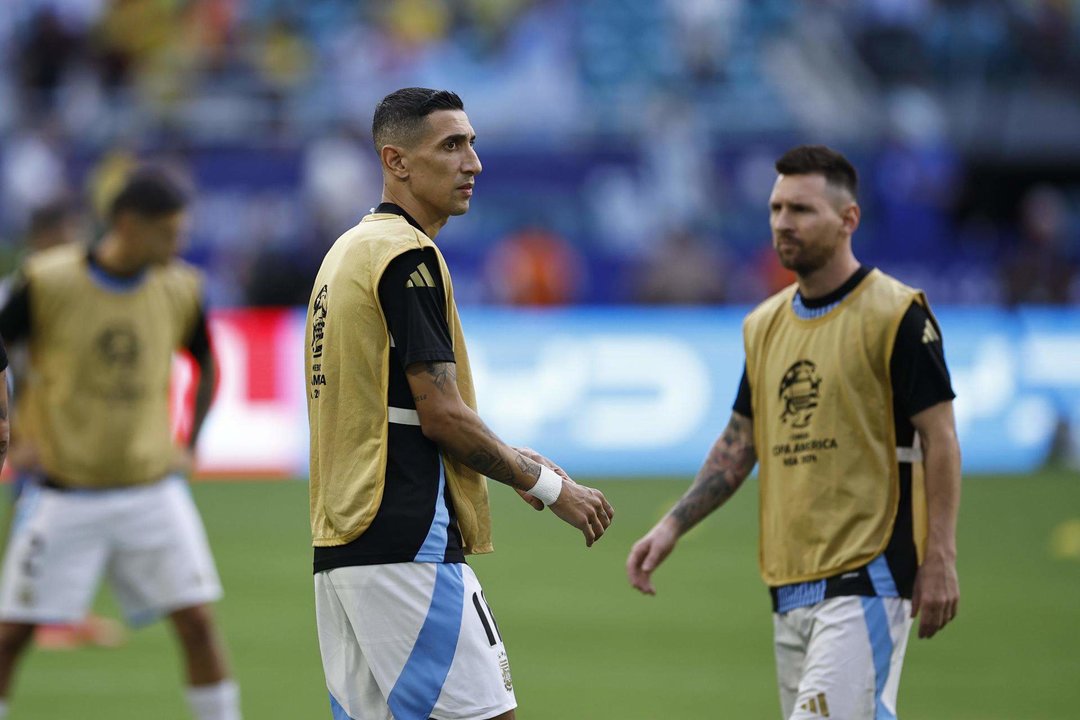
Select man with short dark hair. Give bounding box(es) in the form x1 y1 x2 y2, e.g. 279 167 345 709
0 168 241 719
307 87 613 720
0 198 129 652
628 145 961 719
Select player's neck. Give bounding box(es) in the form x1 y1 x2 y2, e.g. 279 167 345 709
94 233 147 277
380 191 448 240
796 253 861 300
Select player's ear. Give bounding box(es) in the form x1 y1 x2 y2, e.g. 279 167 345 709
841 201 860 236
381 145 409 180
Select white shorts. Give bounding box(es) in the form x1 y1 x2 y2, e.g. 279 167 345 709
774 596 912 720
315 562 517 720
0 476 223 626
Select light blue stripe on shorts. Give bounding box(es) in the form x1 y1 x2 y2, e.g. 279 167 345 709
861 596 898 720
11 482 43 534
387 563 465 719
329 691 354 720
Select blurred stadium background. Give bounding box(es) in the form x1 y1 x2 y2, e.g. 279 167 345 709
1 0 1078 718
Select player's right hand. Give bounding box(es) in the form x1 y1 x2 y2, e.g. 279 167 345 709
626 517 679 595
549 478 614 548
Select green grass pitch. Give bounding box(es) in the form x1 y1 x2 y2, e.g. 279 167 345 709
7 471 1079 719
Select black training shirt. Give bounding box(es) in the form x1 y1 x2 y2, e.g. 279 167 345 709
313 206 465 572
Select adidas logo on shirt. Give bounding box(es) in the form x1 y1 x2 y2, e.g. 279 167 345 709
405 262 437 289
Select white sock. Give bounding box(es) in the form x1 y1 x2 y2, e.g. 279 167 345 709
0 699 8 718
186 680 241 720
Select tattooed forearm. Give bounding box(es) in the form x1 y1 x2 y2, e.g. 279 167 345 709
423 362 457 393
466 446 517 486
464 437 541 490
671 413 757 534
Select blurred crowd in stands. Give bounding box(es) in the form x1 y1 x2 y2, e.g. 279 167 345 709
1 0 1078 307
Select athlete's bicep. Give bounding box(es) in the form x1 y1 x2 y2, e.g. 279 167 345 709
405 361 459 400
405 361 470 442
910 399 959 449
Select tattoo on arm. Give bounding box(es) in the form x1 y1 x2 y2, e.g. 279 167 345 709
464 426 539 490
515 452 539 481
466 447 515 486
671 413 757 533
423 362 456 393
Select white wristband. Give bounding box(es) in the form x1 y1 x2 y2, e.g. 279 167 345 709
527 465 563 506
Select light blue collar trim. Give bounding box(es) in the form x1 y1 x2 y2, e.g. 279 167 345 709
88 262 147 292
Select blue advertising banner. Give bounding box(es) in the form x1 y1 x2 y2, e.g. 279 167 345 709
459 306 1080 477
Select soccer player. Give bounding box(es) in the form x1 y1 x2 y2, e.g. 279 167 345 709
0 200 128 651
0 169 241 720
627 145 961 719
306 87 614 720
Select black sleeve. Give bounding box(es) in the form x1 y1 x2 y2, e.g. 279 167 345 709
0 338 7 373
0 277 32 346
377 249 455 368
732 363 753 418
890 302 956 419
184 307 213 360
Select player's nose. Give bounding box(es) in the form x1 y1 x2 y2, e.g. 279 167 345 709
772 208 794 231
463 145 482 175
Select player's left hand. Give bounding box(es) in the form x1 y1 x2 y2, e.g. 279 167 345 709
911 553 959 639
626 516 680 596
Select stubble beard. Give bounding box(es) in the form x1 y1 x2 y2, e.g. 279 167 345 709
775 239 834 277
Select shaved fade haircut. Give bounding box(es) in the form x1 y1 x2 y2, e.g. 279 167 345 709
775 145 858 201
372 88 465 153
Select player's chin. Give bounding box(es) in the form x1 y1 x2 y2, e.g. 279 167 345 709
448 200 471 217
774 250 799 271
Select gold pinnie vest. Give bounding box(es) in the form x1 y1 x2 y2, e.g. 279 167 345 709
744 270 930 586
306 213 492 554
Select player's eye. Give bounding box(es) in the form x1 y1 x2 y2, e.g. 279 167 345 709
444 141 457 151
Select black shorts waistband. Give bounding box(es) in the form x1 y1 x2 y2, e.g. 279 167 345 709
769 565 878 612
41 475 165 492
